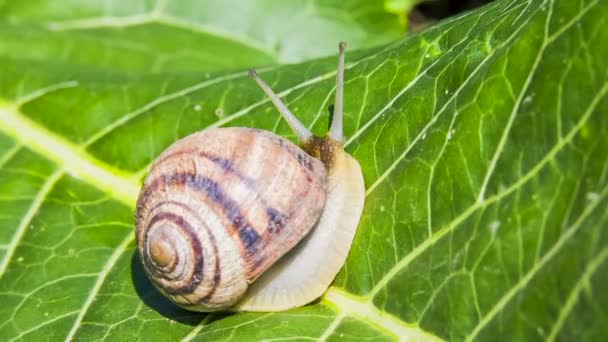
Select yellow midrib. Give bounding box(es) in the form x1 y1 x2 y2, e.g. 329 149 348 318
0 101 139 207
324 288 443 341
0 101 435 340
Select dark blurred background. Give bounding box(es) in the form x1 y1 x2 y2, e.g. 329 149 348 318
410 0 494 31
417 0 493 18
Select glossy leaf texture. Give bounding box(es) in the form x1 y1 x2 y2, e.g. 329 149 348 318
1 0 608 341
0 0 407 72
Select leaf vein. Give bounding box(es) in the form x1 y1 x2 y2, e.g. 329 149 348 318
368 81 608 298
466 184 608 341
64 234 132 341
547 247 608 341
0 170 62 278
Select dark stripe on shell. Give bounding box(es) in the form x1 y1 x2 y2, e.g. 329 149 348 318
296 152 315 172
270 135 316 171
144 212 204 295
148 148 256 186
138 141 300 237
266 207 288 233
141 173 262 259
199 151 259 189
199 151 235 173
184 174 262 256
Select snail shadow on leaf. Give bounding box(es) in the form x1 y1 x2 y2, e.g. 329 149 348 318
130 252 231 326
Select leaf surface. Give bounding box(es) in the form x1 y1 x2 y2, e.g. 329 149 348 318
0 0 406 72
0 0 607 341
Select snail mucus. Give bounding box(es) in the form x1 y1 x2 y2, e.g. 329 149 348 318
135 42 364 312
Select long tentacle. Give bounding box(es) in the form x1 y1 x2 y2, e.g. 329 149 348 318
249 69 313 142
328 42 346 143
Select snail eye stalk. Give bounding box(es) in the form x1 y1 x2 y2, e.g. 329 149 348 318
248 69 313 142
328 42 346 143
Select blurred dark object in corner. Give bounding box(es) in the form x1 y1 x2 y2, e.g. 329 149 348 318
408 0 493 32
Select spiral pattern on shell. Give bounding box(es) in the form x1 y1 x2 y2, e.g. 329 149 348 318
136 127 328 311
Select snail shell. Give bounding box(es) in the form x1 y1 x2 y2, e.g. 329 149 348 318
136 128 328 310
136 42 364 312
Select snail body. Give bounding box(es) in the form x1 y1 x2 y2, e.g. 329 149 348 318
136 42 364 312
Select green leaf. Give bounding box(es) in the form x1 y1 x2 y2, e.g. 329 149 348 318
0 0 405 72
1 0 607 340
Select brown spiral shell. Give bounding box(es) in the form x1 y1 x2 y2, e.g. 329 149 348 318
135 127 328 311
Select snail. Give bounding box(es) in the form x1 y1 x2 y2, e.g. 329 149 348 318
135 42 364 312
